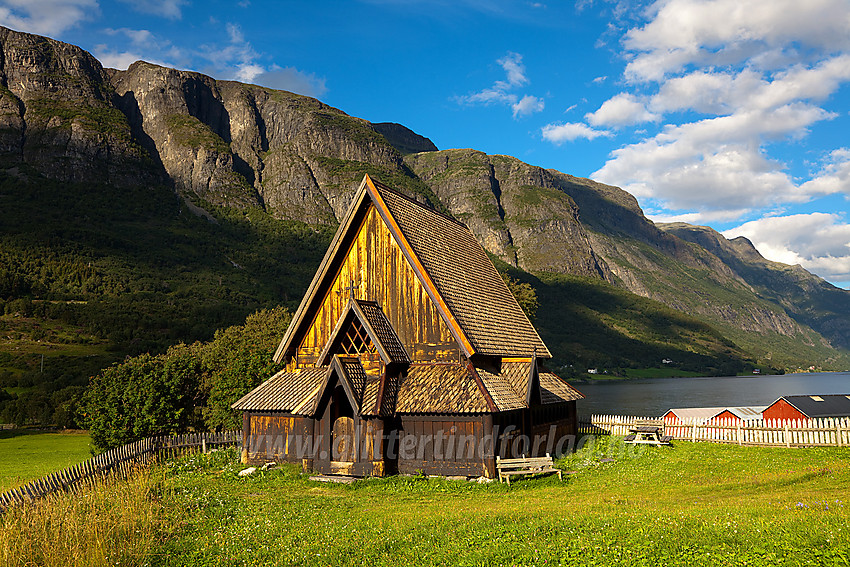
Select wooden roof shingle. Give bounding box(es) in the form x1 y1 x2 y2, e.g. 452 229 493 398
394 364 491 414
230 367 329 414
374 182 550 358
355 300 410 364
234 361 582 415
539 371 584 404
475 367 526 411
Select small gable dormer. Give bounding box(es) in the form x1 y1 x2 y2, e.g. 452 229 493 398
316 298 410 374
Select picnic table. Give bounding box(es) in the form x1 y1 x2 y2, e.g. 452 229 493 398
624 425 672 446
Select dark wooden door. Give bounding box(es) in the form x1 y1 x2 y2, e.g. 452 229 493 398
332 416 355 462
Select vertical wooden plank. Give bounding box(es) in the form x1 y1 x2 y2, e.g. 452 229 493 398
423 420 433 463
472 419 483 462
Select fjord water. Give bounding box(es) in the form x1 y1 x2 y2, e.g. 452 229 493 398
573 372 850 416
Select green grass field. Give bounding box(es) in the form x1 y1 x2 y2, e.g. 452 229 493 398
0 430 92 492
2 438 849 566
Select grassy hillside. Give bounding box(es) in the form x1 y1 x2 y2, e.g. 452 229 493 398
495 261 765 377
0 166 328 425
596 233 850 372
2 440 848 566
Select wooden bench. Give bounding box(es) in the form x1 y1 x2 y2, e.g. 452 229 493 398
496 453 562 485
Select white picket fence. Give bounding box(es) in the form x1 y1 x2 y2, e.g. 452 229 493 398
580 414 850 447
578 414 663 436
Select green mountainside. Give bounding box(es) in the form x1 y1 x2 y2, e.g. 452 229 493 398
0 26 847 426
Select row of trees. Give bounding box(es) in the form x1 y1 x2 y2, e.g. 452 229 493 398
79 307 291 451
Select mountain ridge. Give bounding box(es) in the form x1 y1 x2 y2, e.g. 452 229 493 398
0 25 847 382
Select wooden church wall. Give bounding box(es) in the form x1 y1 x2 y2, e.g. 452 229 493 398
241 405 578 475
294 205 460 369
492 403 578 461
529 402 578 453
395 415 491 477
242 412 313 465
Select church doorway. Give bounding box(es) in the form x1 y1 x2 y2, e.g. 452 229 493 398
330 384 356 473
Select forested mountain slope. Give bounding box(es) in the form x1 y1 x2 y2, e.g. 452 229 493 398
0 26 847 425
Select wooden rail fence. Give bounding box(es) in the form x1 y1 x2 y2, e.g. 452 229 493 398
580 414 850 447
0 430 241 513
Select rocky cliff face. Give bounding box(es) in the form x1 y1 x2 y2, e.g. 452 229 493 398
661 222 850 350
371 122 438 155
0 27 426 225
404 147 818 344
0 28 156 187
110 62 416 223
406 149 611 279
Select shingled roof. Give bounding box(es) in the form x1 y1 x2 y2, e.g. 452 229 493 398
274 174 550 363
539 371 584 404
375 185 550 357
233 357 583 416
231 366 329 414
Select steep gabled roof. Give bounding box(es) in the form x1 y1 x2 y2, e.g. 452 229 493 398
274 174 550 364
374 182 550 358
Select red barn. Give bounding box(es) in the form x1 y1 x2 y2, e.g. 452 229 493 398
762 395 850 421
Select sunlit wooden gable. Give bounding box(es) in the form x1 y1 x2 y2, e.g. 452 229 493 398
274 174 550 375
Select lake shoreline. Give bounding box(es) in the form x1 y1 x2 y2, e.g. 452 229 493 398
573 371 850 416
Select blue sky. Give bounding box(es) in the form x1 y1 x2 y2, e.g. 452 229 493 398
4 0 850 288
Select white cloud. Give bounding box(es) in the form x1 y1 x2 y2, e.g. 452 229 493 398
651 69 765 114
252 66 328 97
649 210 736 224
723 213 850 283
118 0 187 20
456 52 543 119
498 52 528 88
94 48 141 70
542 122 609 143
0 0 97 36
800 148 850 196
96 28 182 70
578 0 850 226
592 101 842 218
193 23 327 98
624 0 850 82
462 85 515 106
512 94 544 118
104 27 155 46
586 93 659 126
